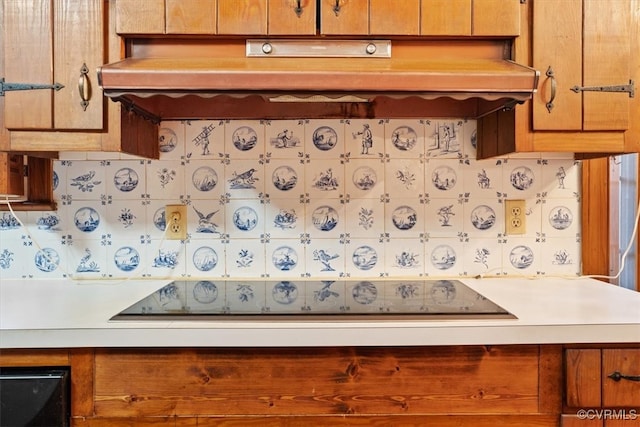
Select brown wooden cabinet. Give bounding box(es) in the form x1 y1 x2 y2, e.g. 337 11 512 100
563 347 640 427
1 0 157 158
533 0 631 132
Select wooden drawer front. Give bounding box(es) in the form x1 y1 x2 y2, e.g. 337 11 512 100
116 0 165 34
94 346 540 417
166 0 217 34
603 349 640 408
218 0 267 34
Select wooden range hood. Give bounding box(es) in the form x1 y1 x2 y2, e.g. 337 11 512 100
98 39 540 121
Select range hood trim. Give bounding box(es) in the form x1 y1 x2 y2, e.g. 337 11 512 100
98 54 539 120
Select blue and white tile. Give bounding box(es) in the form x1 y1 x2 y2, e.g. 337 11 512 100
0 239 28 280
541 159 580 198
188 199 225 239
305 239 345 278
344 119 384 159
385 239 424 277
225 120 265 159
148 239 186 278
67 240 107 280
66 160 106 200
461 119 478 158
502 159 542 200
265 119 305 159
463 199 503 237
185 159 224 200
343 198 384 238
25 210 65 240
184 119 223 160
425 119 463 159
541 237 581 277
265 198 304 239
52 161 66 201
0 211 27 239
146 160 185 200
107 240 146 279
104 200 147 236
225 199 265 238
384 158 425 198
226 280 265 313
385 119 424 159
305 119 344 160
145 200 177 239
306 200 344 239
224 159 265 199
425 239 463 277
462 238 503 277
542 199 580 237
426 159 462 197
266 240 303 278
345 159 384 200
265 159 304 199
225 239 265 278
107 160 147 200
68 203 106 240
462 159 503 198
502 237 540 276
185 242 225 278
385 199 424 239
304 159 344 198
522 198 543 236
28 238 67 279
425 199 463 237
158 120 186 160
345 239 383 277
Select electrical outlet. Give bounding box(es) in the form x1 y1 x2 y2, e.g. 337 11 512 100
165 204 187 240
505 199 526 235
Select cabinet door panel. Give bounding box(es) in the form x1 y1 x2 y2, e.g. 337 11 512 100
565 349 602 408
166 0 217 34
370 0 420 35
218 0 267 34
473 0 520 36
320 0 368 34
583 0 630 131
421 0 471 36
602 349 640 408
3 0 53 129
54 0 103 130
532 0 582 130
115 0 165 34
269 0 316 34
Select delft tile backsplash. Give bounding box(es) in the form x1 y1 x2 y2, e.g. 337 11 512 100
0 118 581 280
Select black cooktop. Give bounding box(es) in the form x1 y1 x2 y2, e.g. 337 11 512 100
112 279 515 320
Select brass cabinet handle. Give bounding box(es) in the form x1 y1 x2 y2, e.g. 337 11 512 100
78 63 90 111
608 371 640 382
545 66 556 113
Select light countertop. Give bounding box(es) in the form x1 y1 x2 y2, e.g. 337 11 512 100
1 277 639 348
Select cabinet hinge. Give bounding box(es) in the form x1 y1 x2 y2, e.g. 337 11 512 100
570 80 635 98
0 78 64 96
23 164 29 178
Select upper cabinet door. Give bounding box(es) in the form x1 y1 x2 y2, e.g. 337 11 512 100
370 0 420 35
533 0 630 131
166 0 217 34
472 0 520 36
4 0 104 130
421 0 471 36
320 0 368 35
116 0 165 34
269 0 316 35
218 0 267 34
